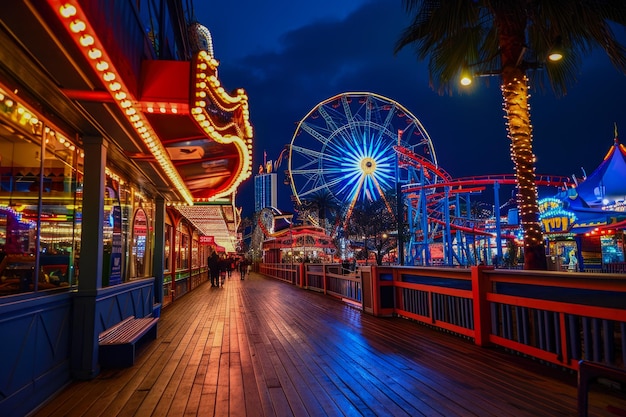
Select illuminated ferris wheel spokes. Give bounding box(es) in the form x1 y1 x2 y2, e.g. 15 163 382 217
288 92 438 225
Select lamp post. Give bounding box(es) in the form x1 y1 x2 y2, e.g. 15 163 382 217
363 235 368 266
380 233 388 265
459 48 563 270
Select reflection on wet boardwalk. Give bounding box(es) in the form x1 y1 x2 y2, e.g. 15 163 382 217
32 272 625 416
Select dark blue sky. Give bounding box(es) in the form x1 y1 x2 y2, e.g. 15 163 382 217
195 0 626 217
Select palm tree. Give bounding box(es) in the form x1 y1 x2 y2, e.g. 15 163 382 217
395 1 626 270
301 189 341 233
345 198 397 265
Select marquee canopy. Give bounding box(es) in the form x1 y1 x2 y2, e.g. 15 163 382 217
40 1 253 250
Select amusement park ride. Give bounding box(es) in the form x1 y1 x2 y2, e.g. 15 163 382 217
260 92 571 267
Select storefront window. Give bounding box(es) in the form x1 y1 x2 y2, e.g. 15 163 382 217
132 208 148 277
192 235 199 268
601 235 625 264
180 227 189 269
552 241 578 272
164 223 172 272
175 222 191 271
176 228 182 271
0 94 83 296
102 175 124 286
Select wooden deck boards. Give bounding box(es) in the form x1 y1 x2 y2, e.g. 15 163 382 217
31 272 626 417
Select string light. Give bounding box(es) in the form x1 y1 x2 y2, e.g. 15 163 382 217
501 75 543 248
190 50 254 199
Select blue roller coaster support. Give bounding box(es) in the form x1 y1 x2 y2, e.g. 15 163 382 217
494 181 503 266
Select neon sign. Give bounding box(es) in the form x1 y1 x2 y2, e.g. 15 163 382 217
538 198 577 233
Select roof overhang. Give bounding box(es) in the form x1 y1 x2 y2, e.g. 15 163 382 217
138 56 253 201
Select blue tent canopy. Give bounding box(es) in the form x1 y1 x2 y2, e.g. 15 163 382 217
575 137 626 208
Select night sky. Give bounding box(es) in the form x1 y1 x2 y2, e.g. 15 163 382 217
195 0 626 218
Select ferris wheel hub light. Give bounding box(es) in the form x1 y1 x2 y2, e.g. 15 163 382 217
361 157 376 174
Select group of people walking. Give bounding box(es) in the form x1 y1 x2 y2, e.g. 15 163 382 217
207 249 251 287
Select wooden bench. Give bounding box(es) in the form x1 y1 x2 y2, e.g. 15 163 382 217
99 316 159 368
578 360 626 417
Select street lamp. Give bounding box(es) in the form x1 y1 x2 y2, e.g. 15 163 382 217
548 37 564 62
362 235 368 265
460 65 473 85
548 50 563 62
460 48 564 87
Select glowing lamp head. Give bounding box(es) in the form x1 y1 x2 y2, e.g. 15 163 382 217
548 52 563 62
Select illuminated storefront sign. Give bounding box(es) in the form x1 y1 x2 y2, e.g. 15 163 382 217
538 198 577 233
199 235 215 245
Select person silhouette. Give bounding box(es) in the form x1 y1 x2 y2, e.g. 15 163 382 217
208 249 220 286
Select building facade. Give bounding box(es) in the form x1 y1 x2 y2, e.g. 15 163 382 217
254 172 278 212
0 1 252 415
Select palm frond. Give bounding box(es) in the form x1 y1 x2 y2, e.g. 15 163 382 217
396 0 626 96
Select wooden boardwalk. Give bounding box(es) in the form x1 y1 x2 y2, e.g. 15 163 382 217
32 272 626 417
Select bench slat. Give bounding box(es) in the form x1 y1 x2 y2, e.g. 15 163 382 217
99 316 135 341
98 316 159 368
99 318 158 345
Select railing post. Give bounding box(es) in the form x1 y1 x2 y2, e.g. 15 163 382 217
323 264 328 295
471 265 492 347
370 265 379 316
299 262 305 287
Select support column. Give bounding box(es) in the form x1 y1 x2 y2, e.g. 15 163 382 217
152 196 166 313
71 136 107 379
494 181 503 266
444 186 452 265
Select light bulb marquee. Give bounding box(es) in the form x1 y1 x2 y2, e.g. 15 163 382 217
50 0 194 205
190 51 254 200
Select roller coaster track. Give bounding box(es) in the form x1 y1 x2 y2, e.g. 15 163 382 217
396 144 573 265
403 174 573 194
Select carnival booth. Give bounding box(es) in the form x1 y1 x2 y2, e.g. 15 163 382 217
262 224 336 264
540 134 626 272
257 207 336 263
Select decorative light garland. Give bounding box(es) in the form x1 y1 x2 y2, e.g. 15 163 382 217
191 50 253 201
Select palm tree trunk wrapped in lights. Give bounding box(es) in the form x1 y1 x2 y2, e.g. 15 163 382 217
395 0 626 270
501 72 544 269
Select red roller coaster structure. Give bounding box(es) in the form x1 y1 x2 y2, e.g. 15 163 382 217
396 145 572 266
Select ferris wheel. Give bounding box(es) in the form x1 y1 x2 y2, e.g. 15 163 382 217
288 92 438 221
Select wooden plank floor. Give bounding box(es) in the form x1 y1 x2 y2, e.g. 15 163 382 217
32 272 626 417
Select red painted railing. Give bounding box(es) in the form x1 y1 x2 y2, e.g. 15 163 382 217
260 263 626 372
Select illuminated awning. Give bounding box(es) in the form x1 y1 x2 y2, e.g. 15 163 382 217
139 54 253 202
176 204 237 253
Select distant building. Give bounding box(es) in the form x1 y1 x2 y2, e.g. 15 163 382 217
255 172 278 212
